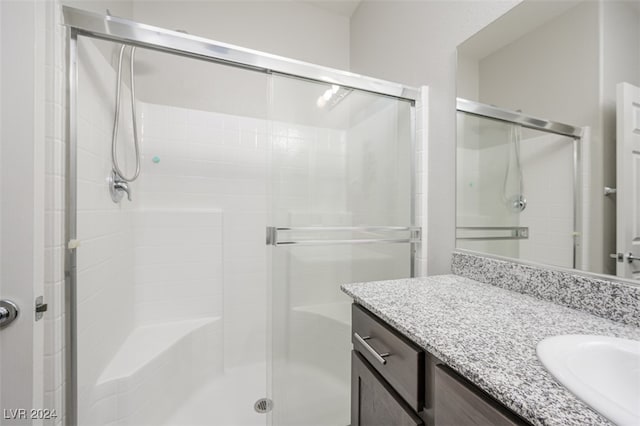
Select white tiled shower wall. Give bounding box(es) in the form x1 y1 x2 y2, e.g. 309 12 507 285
133 209 223 325
75 36 136 424
416 88 429 275
519 133 574 268
43 2 66 425
75 37 227 426
76 35 136 368
139 102 270 370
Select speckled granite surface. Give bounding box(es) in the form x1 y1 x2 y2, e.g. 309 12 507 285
452 251 640 327
341 275 640 426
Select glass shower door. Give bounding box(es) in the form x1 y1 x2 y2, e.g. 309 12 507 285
456 111 576 268
267 75 415 426
75 35 272 426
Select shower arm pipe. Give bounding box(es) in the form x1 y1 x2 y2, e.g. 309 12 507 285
62 6 419 102
457 98 583 138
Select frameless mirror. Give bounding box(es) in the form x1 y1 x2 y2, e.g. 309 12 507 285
456 0 640 281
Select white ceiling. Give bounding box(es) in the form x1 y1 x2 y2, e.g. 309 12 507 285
299 0 362 18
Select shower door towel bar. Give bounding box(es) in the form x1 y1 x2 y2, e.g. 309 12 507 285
456 226 529 241
266 226 421 246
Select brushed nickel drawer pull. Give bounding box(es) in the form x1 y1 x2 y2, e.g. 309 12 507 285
354 332 390 365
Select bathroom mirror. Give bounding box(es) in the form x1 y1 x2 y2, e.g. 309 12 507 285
455 0 640 280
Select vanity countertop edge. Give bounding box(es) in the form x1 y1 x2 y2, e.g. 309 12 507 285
341 274 640 426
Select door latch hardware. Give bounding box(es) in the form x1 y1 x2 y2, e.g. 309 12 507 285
610 252 639 263
35 296 48 321
609 253 624 262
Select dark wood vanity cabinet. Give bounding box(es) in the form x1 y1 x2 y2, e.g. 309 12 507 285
434 364 529 426
352 351 424 426
351 303 425 426
350 304 530 426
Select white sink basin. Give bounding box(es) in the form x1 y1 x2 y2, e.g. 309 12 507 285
537 335 640 426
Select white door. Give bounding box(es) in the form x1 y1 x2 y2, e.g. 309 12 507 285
616 82 640 279
0 1 45 423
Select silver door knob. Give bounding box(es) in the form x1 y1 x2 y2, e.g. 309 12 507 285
0 300 19 329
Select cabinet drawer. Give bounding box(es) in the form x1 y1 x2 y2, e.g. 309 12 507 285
434 364 529 426
352 351 424 426
352 304 424 412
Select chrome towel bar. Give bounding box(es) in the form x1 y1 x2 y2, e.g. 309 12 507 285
266 226 421 246
456 226 529 241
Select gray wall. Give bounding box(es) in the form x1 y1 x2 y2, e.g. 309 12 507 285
350 0 521 274
132 0 350 70
64 0 350 70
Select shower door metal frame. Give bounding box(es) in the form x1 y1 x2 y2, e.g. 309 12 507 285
63 7 421 425
456 98 583 138
65 29 78 426
456 98 583 269
62 6 419 101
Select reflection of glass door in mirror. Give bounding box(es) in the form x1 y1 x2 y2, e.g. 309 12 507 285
456 108 578 270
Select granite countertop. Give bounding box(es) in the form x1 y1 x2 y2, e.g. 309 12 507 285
341 274 640 426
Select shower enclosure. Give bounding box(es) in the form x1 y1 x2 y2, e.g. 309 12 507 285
64 7 420 426
455 98 582 269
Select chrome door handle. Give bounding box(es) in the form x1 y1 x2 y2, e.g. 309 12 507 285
354 332 390 365
610 252 640 263
0 300 19 329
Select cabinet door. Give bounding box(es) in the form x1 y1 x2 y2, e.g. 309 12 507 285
352 304 424 412
351 351 424 426
434 365 528 426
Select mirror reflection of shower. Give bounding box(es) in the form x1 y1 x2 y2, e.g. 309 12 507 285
108 44 140 203
503 123 527 213
456 98 581 269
